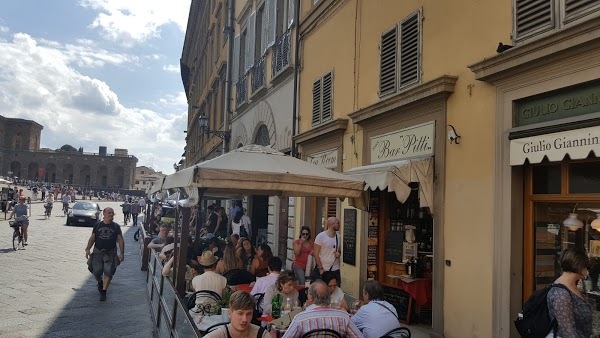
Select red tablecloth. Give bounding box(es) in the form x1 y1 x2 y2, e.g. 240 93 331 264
396 278 432 307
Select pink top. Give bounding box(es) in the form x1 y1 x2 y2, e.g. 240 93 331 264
292 240 313 270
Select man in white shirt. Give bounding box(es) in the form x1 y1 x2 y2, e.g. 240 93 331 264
250 257 282 295
191 250 227 309
313 217 341 285
351 280 401 338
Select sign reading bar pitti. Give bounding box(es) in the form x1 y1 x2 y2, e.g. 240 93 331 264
306 148 338 169
510 125 600 165
370 121 435 164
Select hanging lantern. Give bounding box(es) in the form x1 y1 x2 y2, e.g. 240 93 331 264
591 213 600 230
563 213 584 231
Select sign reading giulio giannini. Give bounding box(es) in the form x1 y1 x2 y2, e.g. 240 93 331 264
370 121 435 164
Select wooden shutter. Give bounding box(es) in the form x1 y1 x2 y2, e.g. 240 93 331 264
288 0 295 28
564 0 600 24
379 26 397 97
515 0 554 39
399 11 420 87
246 12 256 71
266 0 277 48
232 34 240 84
321 72 333 122
326 197 337 218
261 8 268 54
311 78 322 126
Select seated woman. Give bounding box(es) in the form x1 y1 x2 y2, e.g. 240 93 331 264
237 238 255 271
204 291 269 338
216 242 255 285
251 244 273 278
322 271 349 312
262 270 299 315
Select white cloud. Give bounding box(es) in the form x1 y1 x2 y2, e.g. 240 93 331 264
162 64 179 73
0 26 9 34
80 0 191 46
0 32 186 174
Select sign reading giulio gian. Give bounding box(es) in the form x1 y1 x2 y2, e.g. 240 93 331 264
514 82 600 126
370 121 435 163
510 125 600 165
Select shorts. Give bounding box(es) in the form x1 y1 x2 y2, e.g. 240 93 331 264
91 250 118 279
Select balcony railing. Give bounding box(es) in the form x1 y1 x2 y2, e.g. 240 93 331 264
236 73 248 107
251 56 265 94
272 28 292 77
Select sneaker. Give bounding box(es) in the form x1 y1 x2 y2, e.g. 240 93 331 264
97 282 103 293
100 291 106 301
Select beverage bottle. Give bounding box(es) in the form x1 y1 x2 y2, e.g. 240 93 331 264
282 297 292 315
271 294 282 319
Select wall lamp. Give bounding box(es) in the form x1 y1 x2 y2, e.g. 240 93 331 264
447 125 461 144
198 114 231 141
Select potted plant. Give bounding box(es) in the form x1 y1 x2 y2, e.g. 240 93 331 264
216 286 234 320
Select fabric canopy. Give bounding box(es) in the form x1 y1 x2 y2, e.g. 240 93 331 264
345 157 434 213
159 144 366 206
510 125 600 165
147 177 166 195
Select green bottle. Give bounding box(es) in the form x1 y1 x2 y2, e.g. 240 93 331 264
272 294 282 319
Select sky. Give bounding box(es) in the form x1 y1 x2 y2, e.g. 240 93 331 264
0 0 192 174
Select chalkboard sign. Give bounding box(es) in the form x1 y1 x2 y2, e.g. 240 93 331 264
384 231 404 263
383 285 412 323
343 208 357 265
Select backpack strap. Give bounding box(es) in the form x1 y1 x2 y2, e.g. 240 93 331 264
225 324 233 338
374 301 399 321
257 326 267 338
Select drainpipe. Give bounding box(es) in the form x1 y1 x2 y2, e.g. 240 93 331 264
291 0 301 158
223 0 235 154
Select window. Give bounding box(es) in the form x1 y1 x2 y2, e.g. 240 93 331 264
245 12 256 72
257 4 266 57
311 71 333 126
215 19 221 62
141 171 145 174
213 82 220 126
255 124 270 146
514 0 600 42
135 181 140 184
379 9 421 97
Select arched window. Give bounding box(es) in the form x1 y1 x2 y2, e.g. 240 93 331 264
254 124 270 146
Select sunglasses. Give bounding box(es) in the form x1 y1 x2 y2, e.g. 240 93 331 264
301 232 310 235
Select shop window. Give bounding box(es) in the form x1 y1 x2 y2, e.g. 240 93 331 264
532 164 561 194
569 161 600 194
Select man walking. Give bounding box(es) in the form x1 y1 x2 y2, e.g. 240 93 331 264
130 199 141 226
85 207 124 301
313 217 342 285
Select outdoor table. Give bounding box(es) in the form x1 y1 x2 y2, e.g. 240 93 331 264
188 311 229 332
231 284 306 293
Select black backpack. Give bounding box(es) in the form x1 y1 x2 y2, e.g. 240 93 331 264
514 283 569 338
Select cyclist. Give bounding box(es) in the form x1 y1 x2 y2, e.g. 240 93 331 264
61 192 70 215
44 194 54 217
9 197 31 245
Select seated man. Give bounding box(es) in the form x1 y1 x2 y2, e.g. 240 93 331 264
204 291 269 338
250 257 282 295
351 280 401 338
147 225 169 251
191 251 228 310
282 280 363 338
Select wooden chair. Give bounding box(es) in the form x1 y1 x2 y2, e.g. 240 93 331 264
300 328 343 338
380 326 411 338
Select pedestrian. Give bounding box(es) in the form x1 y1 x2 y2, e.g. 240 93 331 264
9 197 31 245
130 199 141 226
41 186 46 200
547 249 592 337
312 217 342 285
120 200 131 225
85 207 124 301
292 226 314 286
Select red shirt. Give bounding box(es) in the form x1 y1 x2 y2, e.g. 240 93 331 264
292 240 313 270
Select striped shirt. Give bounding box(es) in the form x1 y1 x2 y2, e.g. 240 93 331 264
282 306 364 338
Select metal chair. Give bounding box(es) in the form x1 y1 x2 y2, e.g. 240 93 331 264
186 290 221 311
251 293 265 325
300 328 343 338
205 322 229 333
380 326 411 338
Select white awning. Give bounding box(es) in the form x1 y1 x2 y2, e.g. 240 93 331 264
510 125 600 165
345 157 434 213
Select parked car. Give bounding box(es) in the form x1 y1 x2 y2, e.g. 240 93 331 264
66 201 101 226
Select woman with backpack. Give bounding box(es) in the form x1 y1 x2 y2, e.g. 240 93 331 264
547 249 592 338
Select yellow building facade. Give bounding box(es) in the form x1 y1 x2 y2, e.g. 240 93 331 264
295 0 600 337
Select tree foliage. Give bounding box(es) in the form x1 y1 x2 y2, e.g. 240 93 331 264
56 144 78 152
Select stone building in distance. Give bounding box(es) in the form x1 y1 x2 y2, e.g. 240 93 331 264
0 115 137 188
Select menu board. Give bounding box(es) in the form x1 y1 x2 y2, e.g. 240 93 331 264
383 285 411 323
384 231 404 263
343 208 357 265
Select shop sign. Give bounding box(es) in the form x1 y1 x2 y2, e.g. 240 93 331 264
515 82 600 127
306 148 338 169
510 125 600 165
370 121 435 164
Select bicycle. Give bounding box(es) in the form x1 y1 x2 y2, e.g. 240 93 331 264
44 203 53 219
62 202 69 215
9 216 26 251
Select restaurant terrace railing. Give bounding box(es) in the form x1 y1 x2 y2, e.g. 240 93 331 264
272 28 292 78
236 73 248 107
251 56 265 94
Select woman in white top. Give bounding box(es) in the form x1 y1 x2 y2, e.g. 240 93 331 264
230 210 244 236
322 270 349 311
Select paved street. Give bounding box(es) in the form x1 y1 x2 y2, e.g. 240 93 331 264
0 197 153 338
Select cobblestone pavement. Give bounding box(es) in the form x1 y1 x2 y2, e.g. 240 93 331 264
0 197 153 338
